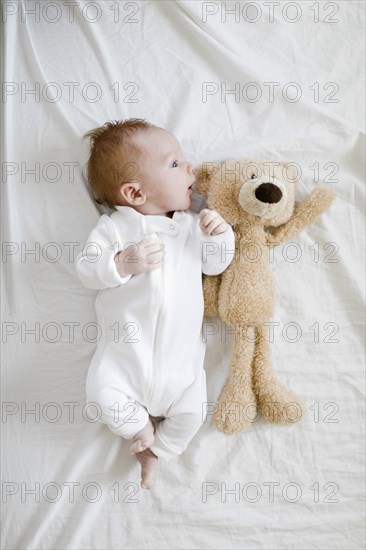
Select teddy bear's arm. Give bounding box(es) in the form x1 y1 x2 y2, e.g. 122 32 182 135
266 186 336 246
202 274 221 317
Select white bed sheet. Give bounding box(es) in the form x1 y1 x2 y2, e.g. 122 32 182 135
1 1 365 548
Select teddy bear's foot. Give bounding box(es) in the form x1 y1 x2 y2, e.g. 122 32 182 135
256 385 305 426
252 333 306 426
214 390 258 434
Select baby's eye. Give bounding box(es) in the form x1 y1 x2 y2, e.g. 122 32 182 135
170 160 179 168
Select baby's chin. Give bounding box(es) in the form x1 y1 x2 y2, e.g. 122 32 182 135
181 196 193 211
167 194 192 213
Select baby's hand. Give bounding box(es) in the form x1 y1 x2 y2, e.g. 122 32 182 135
115 238 164 277
199 208 228 236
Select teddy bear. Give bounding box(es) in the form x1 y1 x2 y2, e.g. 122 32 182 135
195 157 336 434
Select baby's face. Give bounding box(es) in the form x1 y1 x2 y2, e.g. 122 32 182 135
132 128 196 215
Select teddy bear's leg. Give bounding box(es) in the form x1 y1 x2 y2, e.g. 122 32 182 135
214 325 257 434
203 274 221 318
252 329 305 425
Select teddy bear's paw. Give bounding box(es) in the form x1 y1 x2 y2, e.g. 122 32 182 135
257 388 305 426
307 186 336 213
214 395 257 434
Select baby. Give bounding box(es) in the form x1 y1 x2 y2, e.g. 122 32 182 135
75 118 235 489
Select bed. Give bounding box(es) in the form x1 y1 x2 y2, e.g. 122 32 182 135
1 1 365 548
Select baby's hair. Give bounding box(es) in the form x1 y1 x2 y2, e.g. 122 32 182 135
82 118 156 208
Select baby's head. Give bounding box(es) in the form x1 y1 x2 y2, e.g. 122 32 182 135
83 118 196 216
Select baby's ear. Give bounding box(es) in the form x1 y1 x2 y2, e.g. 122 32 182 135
195 161 220 196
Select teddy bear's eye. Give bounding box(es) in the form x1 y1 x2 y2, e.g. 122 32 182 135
251 174 256 179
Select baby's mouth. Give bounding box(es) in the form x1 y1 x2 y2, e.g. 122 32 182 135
188 181 196 190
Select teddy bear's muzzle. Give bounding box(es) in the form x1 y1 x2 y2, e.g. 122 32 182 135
255 183 283 204
238 176 288 219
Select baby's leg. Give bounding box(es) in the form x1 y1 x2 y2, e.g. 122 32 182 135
87 379 159 489
129 416 156 454
151 411 204 459
135 448 159 490
150 373 207 460
86 382 150 440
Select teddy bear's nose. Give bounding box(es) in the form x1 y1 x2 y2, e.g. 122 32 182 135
255 183 283 204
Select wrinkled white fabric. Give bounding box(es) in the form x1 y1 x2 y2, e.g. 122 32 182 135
2 1 365 549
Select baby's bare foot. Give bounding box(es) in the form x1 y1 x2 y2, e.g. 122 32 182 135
136 448 159 489
129 417 156 455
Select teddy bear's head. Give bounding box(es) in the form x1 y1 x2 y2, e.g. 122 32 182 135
195 158 298 227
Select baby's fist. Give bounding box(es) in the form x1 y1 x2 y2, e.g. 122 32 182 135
199 208 228 236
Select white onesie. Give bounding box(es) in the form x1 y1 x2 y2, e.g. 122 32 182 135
75 205 235 460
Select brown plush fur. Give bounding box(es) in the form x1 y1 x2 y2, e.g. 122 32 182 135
196 158 336 434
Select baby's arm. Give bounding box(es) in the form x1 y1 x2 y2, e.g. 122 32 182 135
75 215 132 290
75 215 165 290
198 209 235 276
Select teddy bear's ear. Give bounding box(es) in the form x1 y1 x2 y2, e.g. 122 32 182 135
195 161 220 196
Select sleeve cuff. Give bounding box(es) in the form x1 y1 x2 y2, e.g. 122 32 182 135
102 252 133 287
201 225 235 276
